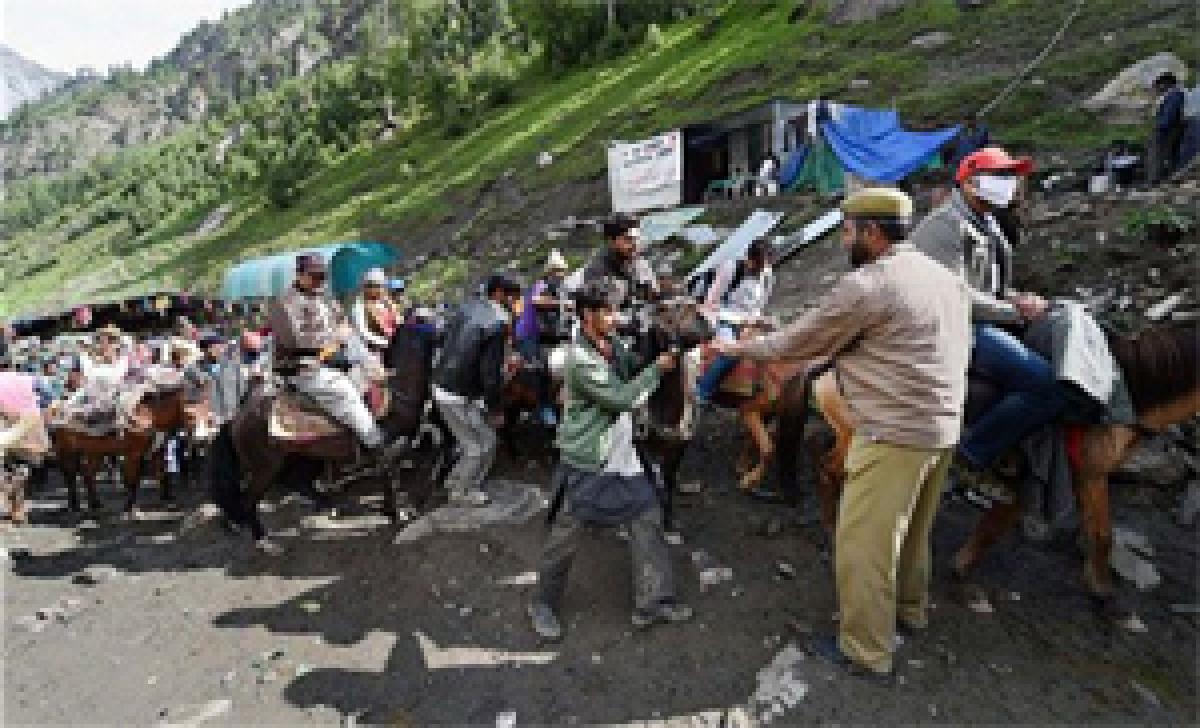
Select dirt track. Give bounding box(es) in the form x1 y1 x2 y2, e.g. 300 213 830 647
3 413 1197 727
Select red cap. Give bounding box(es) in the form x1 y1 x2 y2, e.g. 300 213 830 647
956 147 1035 183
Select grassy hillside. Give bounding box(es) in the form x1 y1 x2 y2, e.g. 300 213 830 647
1 0 1195 316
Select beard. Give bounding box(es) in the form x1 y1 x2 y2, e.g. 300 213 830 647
848 239 872 269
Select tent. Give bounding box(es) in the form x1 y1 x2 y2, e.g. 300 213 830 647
788 105 959 196
222 242 398 300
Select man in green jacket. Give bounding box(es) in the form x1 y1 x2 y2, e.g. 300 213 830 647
528 281 692 641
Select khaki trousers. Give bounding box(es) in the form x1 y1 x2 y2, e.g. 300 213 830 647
836 435 951 673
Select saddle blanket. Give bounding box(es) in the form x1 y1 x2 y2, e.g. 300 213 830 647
268 393 346 442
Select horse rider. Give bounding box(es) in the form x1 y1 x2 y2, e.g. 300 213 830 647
350 267 400 367
267 254 401 462
431 274 521 507
514 249 570 426
564 215 659 309
693 237 775 406
715 188 970 680
528 280 691 642
907 147 1061 480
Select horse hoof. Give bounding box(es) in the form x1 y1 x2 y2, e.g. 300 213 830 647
255 538 284 555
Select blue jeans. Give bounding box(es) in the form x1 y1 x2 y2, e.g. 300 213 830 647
959 324 1066 468
696 355 739 401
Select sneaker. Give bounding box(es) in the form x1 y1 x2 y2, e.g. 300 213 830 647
808 633 894 686
449 489 490 507
528 601 563 642
632 600 694 630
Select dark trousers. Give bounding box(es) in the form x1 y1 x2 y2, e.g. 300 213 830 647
536 505 674 612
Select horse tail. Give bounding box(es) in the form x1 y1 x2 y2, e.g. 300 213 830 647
207 422 247 526
774 361 832 508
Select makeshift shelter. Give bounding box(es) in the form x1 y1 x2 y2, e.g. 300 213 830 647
785 105 960 196
222 242 398 301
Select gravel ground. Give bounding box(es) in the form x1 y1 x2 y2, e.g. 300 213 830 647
3 415 1197 727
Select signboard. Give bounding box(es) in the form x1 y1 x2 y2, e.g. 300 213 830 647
607 130 683 214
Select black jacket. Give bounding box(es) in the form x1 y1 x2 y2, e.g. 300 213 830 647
433 298 508 409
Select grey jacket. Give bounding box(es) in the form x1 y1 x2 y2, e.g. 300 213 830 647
909 189 1020 325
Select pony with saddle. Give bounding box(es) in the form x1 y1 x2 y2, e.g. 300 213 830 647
50 370 209 514
778 319 1199 622
209 325 437 550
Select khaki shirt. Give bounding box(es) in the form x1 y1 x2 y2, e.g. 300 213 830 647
739 244 970 449
268 286 343 367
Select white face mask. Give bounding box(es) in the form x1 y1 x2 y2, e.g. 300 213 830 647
973 174 1019 208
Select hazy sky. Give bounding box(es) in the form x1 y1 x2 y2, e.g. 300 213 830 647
2 0 253 73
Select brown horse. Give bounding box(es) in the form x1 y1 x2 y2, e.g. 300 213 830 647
210 327 437 549
51 387 204 514
780 324 1199 618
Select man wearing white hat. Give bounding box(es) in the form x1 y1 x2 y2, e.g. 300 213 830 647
515 250 570 426
351 267 400 365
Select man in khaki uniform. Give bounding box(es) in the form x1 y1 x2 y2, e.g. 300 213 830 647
714 188 970 679
268 254 387 452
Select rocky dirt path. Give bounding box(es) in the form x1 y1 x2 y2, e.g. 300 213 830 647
3 416 1197 726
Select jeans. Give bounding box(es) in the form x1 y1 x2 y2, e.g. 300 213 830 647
696 324 742 401
959 324 1065 468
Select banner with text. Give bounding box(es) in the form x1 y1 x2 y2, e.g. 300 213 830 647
607 130 683 214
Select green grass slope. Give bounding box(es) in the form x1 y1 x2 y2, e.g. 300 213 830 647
1 0 1195 315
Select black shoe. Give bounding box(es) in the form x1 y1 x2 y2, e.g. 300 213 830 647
808 634 894 686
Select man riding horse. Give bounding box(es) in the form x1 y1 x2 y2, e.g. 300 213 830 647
266 253 404 465
907 146 1054 482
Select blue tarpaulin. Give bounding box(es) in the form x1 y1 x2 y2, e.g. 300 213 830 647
821 106 959 183
223 242 398 300
778 147 809 190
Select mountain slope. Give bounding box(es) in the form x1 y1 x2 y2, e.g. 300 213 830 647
0 46 66 119
0 0 387 180
0 0 1196 316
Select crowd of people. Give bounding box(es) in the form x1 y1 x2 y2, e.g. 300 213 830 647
0 140 1155 683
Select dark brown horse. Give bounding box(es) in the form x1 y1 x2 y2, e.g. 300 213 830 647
210 327 438 550
779 323 1200 621
52 387 204 514
629 299 715 526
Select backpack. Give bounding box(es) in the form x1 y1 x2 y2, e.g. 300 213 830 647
689 260 747 303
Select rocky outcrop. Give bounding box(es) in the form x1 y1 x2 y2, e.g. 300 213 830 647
1082 52 1189 124
0 45 65 119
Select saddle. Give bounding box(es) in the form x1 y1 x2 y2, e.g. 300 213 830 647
268 391 347 444
266 379 388 446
